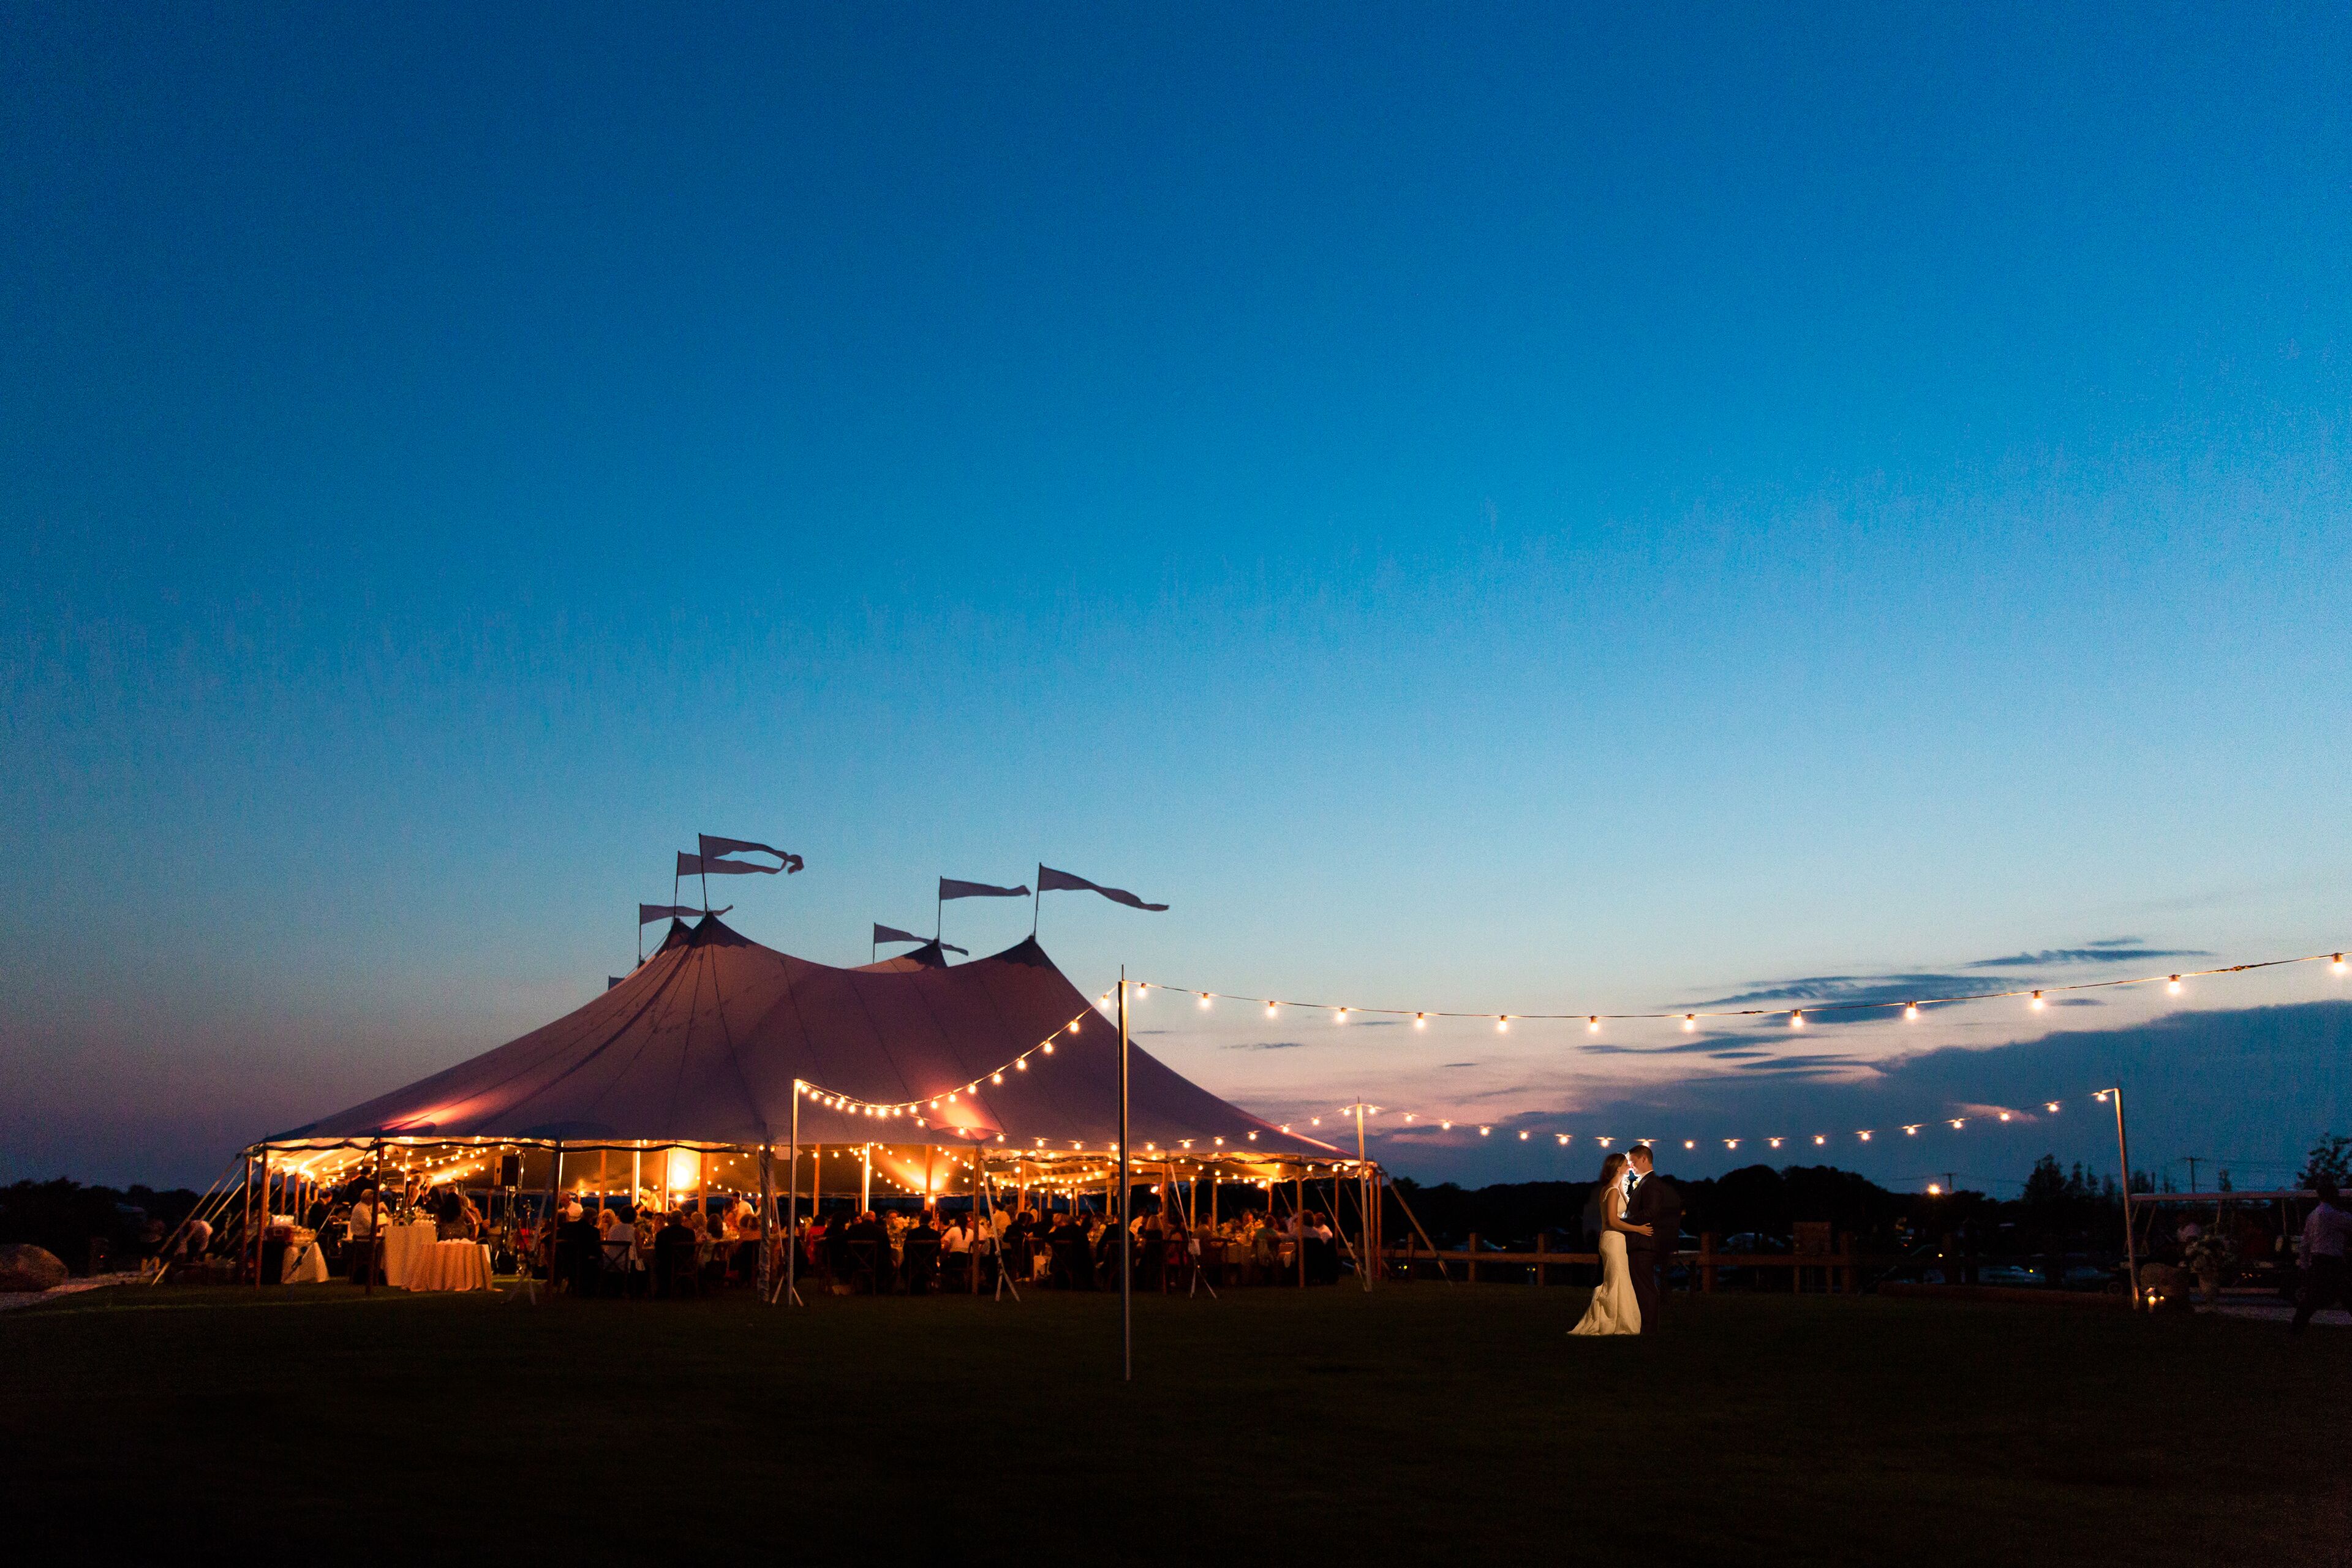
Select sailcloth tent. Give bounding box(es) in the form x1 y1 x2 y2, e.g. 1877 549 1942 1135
271 913 1342 1168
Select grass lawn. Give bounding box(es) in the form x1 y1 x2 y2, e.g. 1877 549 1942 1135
6 1280 2346 1564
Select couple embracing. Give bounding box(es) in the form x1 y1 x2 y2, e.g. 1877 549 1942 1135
1570 1143 1679 1337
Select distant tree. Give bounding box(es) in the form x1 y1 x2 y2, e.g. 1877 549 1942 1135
2298 1137 2352 1191
2021 1155 2069 1215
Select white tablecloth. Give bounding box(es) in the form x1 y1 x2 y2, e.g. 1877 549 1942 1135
405 1240 494 1292
379 1221 439 1288
281 1236 329 1284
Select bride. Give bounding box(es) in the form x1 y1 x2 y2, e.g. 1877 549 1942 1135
1569 1151 1648 1336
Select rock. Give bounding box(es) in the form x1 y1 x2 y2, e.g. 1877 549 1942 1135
0 1245 69 1292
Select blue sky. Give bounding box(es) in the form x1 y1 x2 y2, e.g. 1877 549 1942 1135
4 4 2348 1188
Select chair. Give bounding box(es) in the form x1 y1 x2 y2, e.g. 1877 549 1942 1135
902 1237 940 1295
843 1238 881 1295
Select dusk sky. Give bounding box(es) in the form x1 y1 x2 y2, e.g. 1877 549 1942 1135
5 6 2348 1192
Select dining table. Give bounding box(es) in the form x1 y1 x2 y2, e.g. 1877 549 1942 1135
378 1220 440 1289
405 1238 495 1292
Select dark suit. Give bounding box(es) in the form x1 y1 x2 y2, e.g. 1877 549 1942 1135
1621 1172 1680 1327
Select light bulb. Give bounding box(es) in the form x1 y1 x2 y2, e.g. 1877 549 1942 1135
1950 1118 1965 1128
1858 1131 1872 1141
2030 990 2045 1010
1904 1004 1920 1022
1683 1140 1695 1150
1414 1012 1427 1028
990 1073 1003 1085
1198 992 1211 1008
1683 1014 1696 1031
1479 1126 1491 1137
1518 1131 1529 1141
2333 954 2345 976
1813 1135 1826 1146
1496 1016 1509 1033
1790 1011 1804 1028
2166 974 2182 995
1588 1016 1600 1033
2045 1101 2060 1113
1265 1001 1278 1017
1904 1125 1920 1136
1725 1139 1739 1150
1335 1008 1348 1024
1041 1043 1053 1055
1998 1111 2011 1121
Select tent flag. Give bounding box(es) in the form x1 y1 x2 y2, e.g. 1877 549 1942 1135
642 903 728 924
678 851 780 878
607 976 626 990
1036 864 1169 911
698 834 805 874
873 923 963 954
939 877 1031 900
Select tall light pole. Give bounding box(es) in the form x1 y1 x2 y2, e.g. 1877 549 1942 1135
1120 968 1131 1382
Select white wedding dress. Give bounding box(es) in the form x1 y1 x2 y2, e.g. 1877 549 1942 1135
1569 1187 1642 1336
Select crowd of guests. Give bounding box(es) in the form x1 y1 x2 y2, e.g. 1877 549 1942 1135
788 1201 1355 1294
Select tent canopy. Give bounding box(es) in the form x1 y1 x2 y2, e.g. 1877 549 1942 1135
273 914 1341 1163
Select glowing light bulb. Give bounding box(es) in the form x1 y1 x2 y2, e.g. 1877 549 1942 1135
1265 1001 1278 1017
1998 1110 2010 1121
1558 1134 1570 1145
1858 1131 1872 1141
1440 1121 1452 1131
1926 1183 1942 1196
1683 1014 1696 1031
1588 1016 1600 1033
2030 990 2045 1011
1904 1125 1920 1136
1041 1043 1054 1055
1479 1126 1491 1137
2045 1101 2060 1113
1725 1139 1740 1150
2166 974 2182 995
990 1073 1003 1085
1198 992 1211 1008
1414 1012 1427 1029
1519 1131 1530 1141
1683 1140 1695 1150
1950 1118 1965 1128
1790 1011 1804 1028
1068 1019 1079 1033
1814 1135 1826 1146
1496 1016 1509 1033
1904 1004 1920 1022
2333 954 2345 976
1335 1008 1348 1024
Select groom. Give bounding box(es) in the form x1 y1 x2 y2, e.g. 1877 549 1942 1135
1622 1145 1681 1329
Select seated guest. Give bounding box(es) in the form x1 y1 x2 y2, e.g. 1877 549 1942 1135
654 1210 698 1296
560 1205 604 1295
1049 1213 1091 1289
685 1205 709 1241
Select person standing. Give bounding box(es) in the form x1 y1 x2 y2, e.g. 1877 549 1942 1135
2293 1178 2352 1334
1621 1145 1680 1329
1569 1152 1643 1336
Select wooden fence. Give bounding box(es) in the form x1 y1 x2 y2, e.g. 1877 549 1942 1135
1385 1232 1866 1294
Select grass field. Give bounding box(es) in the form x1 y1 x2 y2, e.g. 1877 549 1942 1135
7 1280 2346 1564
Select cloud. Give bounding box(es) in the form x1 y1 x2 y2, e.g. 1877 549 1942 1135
1964 946 2206 969
1730 1054 1866 1076
1698 974 1993 1022
1707 1049 1772 1060
1439 1061 1479 1069
1223 1040 1308 1052
1583 1033 1749 1055
2051 997 2105 1008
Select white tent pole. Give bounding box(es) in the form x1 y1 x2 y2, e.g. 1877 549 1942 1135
783 1084 802 1308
